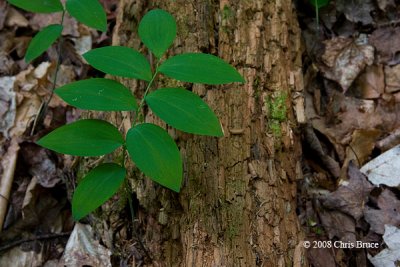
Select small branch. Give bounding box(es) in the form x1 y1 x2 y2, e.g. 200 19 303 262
0 139 19 232
0 232 71 253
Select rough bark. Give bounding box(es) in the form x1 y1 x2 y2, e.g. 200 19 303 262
89 0 305 266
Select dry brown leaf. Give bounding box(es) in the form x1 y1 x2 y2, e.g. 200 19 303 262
320 37 374 92
320 92 400 143
336 0 375 25
376 0 396 10
364 189 400 234
5 7 28 27
320 163 374 220
0 0 8 30
370 27 400 65
384 64 400 93
307 240 337 267
342 129 381 174
21 143 62 188
319 209 356 242
29 12 79 37
354 64 384 99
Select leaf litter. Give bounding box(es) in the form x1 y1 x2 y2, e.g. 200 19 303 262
298 0 400 266
0 0 117 265
1 0 400 266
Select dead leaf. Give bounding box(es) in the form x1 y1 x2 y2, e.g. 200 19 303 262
20 143 62 188
364 189 400 234
376 0 395 10
0 52 18 75
0 76 16 137
29 13 79 37
319 209 356 242
361 145 400 187
341 129 381 176
307 240 337 267
304 125 341 178
368 225 400 267
336 0 375 25
384 65 400 93
320 163 373 220
354 64 384 99
5 7 28 28
320 36 374 91
0 0 8 30
370 27 400 65
0 247 45 267
60 223 112 267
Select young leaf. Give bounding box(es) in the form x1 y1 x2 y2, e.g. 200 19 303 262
37 119 124 156
25 24 63 63
146 88 223 136
126 123 182 192
66 0 107 32
72 163 125 220
158 53 245 85
83 46 152 81
138 9 176 58
310 0 329 8
55 78 137 111
8 0 63 13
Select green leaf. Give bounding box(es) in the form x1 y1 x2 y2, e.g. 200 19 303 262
72 163 125 220
158 53 245 85
146 88 223 136
7 0 63 13
37 119 124 156
126 123 182 192
55 78 137 111
310 0 329 8
83 46 152 81
25 24 63 63
66 0 107 31
138 9 176 58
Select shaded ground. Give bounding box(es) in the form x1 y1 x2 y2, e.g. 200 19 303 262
0 0 400 266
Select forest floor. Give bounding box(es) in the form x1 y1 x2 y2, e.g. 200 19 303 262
0 0 400 266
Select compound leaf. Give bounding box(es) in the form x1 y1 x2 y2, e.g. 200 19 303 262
72 163 125 220
138 9 176 58
158 53 245 85
126 123 182 192
37 119 124 156
7 0 63 13
146 88 223 136
25 24 63 63
66 0 107 31
55 78 137 111
83 46 152 81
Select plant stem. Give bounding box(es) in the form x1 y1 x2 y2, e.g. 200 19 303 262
133 59 162 126
46 9 66 108
31 9 66 135
316 3 320 31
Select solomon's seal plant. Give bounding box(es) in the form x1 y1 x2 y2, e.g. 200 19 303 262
10 0 244 221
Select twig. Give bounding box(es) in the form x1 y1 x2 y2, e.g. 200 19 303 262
0 139 19 232
0 232 71 253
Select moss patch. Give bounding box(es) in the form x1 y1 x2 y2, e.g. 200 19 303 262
265 92 287 138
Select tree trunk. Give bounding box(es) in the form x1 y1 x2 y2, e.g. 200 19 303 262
93 0 304 266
